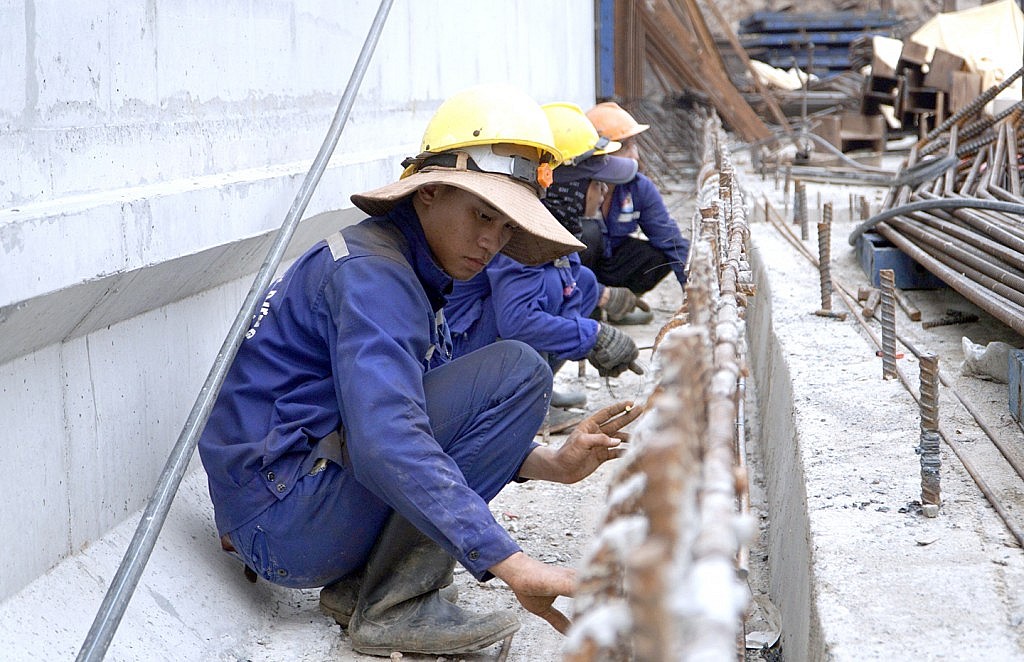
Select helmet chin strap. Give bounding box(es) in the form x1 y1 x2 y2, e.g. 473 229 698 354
402 146 552 197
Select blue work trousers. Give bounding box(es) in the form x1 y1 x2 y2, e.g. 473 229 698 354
225 340 550 588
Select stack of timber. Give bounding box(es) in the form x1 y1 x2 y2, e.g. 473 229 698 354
860 39 978 137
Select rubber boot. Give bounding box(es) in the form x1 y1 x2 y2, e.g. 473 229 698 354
347 514 520 656
321 573 459 628
550 388 587 409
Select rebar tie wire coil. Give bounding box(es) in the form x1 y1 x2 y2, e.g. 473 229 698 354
76 2 395 660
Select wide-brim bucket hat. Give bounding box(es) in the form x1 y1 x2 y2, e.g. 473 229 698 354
351 166 585 266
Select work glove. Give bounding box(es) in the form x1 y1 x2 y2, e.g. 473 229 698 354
587 323 644 377
603 286 650 321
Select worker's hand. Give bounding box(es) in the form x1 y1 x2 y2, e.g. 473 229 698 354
555 400 642 482
489 552 577 635
587 323 643 377
601 286 649 320
519 401 642 483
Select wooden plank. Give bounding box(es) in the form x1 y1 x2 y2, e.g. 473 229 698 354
923 48 966 92
950 71 983 113
898 40 930 67
812 115 842 149
841 112 886 140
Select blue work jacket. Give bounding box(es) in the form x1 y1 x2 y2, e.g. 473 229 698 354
198 199 520 579
604 172 689 286
446 251 600 362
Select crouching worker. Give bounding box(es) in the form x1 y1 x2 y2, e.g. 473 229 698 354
580 102 691 318
446 102 645 411
197 84 642 657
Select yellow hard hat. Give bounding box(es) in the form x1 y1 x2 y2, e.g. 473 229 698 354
542 102 621 166
418 84 562 165
585 101 650 142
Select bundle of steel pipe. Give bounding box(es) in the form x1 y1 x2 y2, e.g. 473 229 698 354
566 115 753 661
848 97 1024 335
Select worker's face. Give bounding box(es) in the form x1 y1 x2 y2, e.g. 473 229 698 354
584 179 608 217
415 184 515 280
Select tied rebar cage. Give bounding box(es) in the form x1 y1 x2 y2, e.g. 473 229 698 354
566 113 753 661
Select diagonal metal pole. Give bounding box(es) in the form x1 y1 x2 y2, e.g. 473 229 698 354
76 1 394 659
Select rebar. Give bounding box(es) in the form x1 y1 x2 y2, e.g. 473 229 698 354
570 114 749 662
879 269 898 379
814 203 846 320
817 206 832 310
795 180 809 240
919 353 939 432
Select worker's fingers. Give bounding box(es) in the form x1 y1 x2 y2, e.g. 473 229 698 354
635 298 651 312
591 400 634 424
609 430 632 443
603 446 629 460
595 401 643 434
628 361 644 375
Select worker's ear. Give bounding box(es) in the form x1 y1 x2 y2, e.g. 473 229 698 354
415 184 441 206
415 184 452 208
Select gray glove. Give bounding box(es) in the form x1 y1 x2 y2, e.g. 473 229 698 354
587 323 643 377
603 286 651 320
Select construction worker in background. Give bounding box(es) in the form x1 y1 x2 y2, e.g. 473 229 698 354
196 84 642 658
446 102 645 412
581 101 691 322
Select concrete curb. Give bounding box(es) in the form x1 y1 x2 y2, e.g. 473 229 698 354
744 172 1024 660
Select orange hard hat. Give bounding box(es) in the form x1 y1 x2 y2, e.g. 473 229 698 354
585 101 650 142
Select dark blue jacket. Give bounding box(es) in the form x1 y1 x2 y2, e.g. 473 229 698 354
446 252 600 362
604 172 688 286
198 199 520 579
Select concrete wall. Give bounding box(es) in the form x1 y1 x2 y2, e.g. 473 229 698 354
0 0 597 603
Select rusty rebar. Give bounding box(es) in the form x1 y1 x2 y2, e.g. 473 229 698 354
919 352 939 432
796 181 809 240
879 269 898 379
918 352 941 516
814 203 846 320
817 205 832 310
859 196 870 220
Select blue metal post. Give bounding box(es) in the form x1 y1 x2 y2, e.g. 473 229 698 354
597 0 615 99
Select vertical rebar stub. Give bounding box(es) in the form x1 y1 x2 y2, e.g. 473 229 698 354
879 269 898 379
919 429 942 514
919 352 939 432
918 351 941 514
813 204 846 320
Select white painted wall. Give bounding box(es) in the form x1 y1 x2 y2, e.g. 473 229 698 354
0 0 597 603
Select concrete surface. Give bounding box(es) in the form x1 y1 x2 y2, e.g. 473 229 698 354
740 152 1024 661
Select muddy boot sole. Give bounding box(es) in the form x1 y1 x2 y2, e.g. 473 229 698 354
350 607 520 656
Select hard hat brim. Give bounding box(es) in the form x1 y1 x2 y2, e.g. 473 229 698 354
552 154 638 185
351 167 585 267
